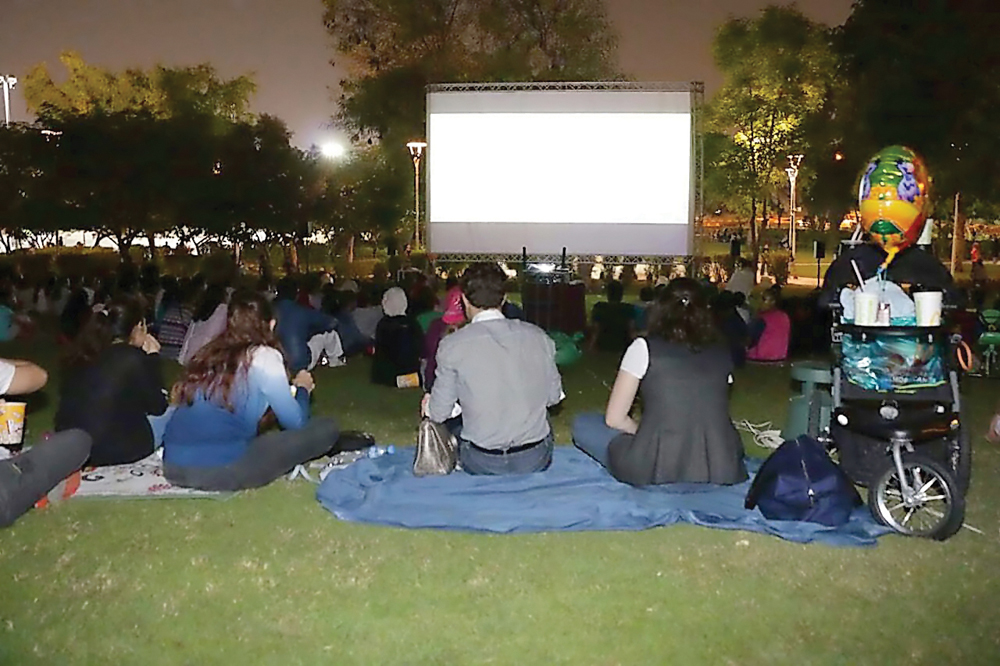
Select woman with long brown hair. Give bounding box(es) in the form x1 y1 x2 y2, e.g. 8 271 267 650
162 290 338 491
572 278 747 486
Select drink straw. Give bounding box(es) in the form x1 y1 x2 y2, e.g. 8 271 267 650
850 259 866 292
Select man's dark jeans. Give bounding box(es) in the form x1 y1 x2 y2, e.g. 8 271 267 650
457 432 554 476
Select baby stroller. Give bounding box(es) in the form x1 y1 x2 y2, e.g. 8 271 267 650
823 305 971 540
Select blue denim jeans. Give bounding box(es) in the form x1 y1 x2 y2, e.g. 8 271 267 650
458 432 554 476
571 412 626 470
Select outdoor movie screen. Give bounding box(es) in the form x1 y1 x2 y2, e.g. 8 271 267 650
426 86 695 256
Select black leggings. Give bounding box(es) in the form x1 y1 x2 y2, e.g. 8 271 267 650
164 418 339 492
0 429 92 528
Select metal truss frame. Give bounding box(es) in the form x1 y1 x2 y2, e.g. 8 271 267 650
432 253 689 266
427 81 702 93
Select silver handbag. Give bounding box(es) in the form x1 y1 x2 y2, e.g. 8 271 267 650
413 418 458 476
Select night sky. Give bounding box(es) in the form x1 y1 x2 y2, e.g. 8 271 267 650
0 0 854 148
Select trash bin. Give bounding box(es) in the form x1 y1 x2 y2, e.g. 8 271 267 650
783 361 833 440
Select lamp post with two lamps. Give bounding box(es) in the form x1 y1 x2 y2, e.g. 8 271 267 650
406 141 427 249
785 154 804 259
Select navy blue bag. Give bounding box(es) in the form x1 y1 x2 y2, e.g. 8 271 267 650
745 435 862 527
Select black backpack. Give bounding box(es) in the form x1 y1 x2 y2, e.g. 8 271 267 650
745 435 862 527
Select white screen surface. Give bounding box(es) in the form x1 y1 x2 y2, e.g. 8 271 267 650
427 88 694 256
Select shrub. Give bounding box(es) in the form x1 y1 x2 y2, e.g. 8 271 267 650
769 250 792 286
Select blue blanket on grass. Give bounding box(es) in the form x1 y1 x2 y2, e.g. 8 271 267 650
316 447 892 547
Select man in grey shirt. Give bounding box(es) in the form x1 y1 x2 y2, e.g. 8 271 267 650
423 263 563 475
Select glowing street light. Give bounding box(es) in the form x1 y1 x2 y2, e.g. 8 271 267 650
321 142 346 160
786 154 804 259
0 75 16 126
407 141 427 248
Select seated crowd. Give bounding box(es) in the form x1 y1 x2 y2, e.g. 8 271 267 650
2 259 996 530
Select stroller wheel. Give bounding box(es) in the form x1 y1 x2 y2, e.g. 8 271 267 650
869 453 965 540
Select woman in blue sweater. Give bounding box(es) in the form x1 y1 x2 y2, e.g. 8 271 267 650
162 290 339 491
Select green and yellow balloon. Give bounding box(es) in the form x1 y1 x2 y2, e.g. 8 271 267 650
858 145 932 268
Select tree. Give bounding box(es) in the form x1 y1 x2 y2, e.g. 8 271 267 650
18 52 258 257
838 0 1000 242
323 0 619 141
322 0 619 251
23 51 256 124
707 5 837 268
315 144 410 261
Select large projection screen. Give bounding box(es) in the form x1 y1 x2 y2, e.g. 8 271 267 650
427 84 697 256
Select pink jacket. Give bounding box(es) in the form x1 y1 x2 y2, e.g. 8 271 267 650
747 308 790 362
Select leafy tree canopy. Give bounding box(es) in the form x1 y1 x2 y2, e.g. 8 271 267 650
323 0 620 142
706 5 837 257
22 50 257 124
838 0 1000 207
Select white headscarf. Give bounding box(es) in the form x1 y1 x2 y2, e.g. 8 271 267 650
381 287 408 317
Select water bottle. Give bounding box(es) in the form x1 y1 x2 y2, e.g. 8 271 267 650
365 445 396 459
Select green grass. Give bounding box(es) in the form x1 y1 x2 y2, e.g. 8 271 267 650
1 331 999 665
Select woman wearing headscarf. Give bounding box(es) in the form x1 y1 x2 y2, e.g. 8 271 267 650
371 287 423 387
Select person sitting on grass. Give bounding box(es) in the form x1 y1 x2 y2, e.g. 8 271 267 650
422 263 564 475
273 277 343 372
589 280 635 353
178 283 228 366
372 287 423 387
572 278 747 486
0 288 34 342
421 286 466 391
156 278 196 362
746 287 791 363
321 286 370 358
0 357 92 529
351 286 384 345
633 286 656 333
55 297 169 467
162 290 339 492
714 290 749 368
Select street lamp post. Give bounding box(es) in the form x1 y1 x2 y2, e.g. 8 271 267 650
0 76 16 126
785 154 804 259
406 141 427 249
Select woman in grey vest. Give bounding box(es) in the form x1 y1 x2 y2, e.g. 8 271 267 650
572 278 747 486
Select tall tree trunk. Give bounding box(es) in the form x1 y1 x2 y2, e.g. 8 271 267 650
115 231 127 258
347 234 355 263
259 243 273 280
146 231 157 259
749 197 759 284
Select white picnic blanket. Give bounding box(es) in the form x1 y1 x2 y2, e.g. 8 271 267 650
73 453 225 499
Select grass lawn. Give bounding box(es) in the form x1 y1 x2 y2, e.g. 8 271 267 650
1 330 999 665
